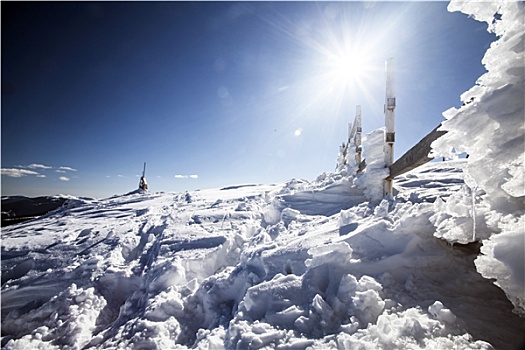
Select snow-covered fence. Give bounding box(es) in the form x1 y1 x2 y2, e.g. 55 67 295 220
381 58 448 196
338 57 448 198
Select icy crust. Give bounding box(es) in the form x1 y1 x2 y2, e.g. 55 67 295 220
476 216 525 316
355 128 390 203
336 126 390 204
429 176 492 245
3 175 521 350
431 1 525 314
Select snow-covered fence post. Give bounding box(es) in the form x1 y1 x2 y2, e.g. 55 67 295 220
348 120 356 145
344 105 363 171
346 121 353 165
348 122 353 146
383 58 396 196
355 105 362 165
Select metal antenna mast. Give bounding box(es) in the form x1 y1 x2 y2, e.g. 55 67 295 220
139 162 148 191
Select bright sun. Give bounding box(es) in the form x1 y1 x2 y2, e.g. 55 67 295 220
258 5 388 122
328 49 369 86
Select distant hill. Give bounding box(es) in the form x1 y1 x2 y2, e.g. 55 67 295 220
1 196 67 227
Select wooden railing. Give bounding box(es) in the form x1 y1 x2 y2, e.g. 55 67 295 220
386 124 447 180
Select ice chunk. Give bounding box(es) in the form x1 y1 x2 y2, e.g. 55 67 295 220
433 0 525 312
428 301 457 324
305 242 353 268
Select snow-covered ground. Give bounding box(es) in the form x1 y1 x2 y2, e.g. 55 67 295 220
2 1 524 349
1 161 523 350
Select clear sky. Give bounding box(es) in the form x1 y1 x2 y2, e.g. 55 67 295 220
1 1 495 199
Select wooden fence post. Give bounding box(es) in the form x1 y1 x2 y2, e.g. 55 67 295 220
384 58 396 196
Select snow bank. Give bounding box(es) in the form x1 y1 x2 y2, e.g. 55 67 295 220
431 1 525 314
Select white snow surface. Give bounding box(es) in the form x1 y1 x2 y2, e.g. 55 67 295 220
2 161 524 349
2 2 525 349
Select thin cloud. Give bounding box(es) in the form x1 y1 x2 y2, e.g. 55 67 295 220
56 169 66 173
1 168 40 178
58 166 77 172
37 174 46 178
26 163 53 170
175 174 199 179
59 176 70 182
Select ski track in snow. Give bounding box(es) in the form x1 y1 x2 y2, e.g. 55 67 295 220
1 165 524 349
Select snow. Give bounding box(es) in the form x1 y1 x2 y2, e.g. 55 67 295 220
2 161 523 349
432 0 525 315
2 2 524 349
356 127 390 203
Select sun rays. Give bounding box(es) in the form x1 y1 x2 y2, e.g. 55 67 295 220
252 2 406 128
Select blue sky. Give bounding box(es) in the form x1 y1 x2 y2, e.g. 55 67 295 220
2 1 495 198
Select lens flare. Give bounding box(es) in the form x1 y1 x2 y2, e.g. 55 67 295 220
252 2 411 145
331 51 368 85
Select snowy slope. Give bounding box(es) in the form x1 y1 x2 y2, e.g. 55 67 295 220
2 162 524 349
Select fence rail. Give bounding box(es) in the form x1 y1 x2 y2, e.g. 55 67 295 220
386 124 448 180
